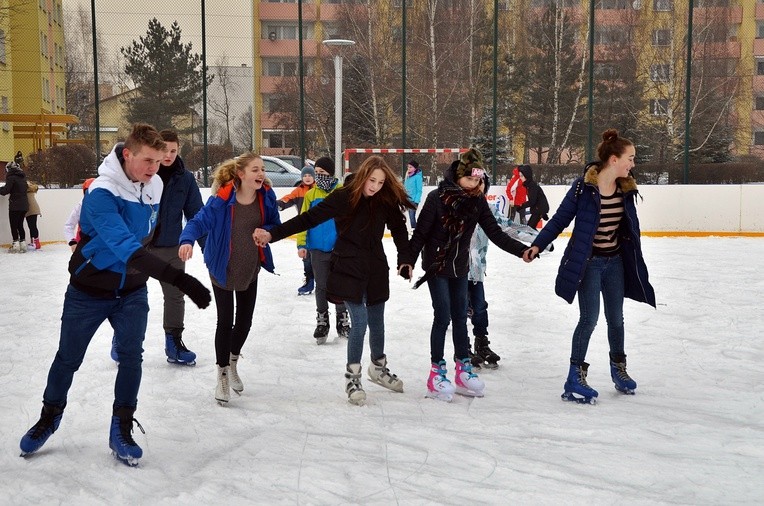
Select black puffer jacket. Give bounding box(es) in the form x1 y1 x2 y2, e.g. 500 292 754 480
0 163 29 212
517 165 549 217
269 187 412 305
409 164 526 279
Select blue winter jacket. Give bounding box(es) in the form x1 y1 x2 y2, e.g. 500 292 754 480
404 169 423 204
69 144 163 297
152 156 205 248
531 166 656 307
296 180 341 252
179 181 280 286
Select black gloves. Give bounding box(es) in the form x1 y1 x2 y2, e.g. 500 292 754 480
277 200 288 211
398 264 412 280
172 273 211 309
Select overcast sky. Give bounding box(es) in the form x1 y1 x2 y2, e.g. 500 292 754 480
68 0 253 66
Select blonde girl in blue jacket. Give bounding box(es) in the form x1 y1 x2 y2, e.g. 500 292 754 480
179 152 280 405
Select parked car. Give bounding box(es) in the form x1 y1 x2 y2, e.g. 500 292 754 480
261 155 303 187
275 155 314 169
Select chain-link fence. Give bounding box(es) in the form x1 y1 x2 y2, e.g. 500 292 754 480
3 0 760 187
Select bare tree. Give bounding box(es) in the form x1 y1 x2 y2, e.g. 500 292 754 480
234 105 253 151
208 55 238 148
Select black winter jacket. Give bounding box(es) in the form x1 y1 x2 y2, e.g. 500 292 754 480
0 165 29 212
269 187 412 305
409 178 527 279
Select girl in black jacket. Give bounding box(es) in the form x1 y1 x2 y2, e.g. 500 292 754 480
516 165 549 229
254 156 415 406
408 148 528 402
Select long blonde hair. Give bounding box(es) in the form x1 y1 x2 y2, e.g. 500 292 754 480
345 155 416 211
211 152 262 190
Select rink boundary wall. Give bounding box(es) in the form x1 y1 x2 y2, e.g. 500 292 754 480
2 184 763 246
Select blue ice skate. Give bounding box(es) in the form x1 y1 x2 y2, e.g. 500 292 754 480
297 276 314 295
109 407 145 467
19 403 64 457
165 333 197 366
610 360 637 395
561 362 598 405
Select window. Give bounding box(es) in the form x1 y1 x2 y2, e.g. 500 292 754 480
0 29 5 64
754 131 764 145
755 96 764 110
594 62 621 80
322 22 341 40
694 0 729 6
757 21 764 40
42 79 51 103
263 23 315 40
757 59 764 75
653 29 671 46
39 0 45 11
650 99 669 116
595 27 629 45
650 63 670 82
262 94 277 114
1 96 8 131
595 0 630 9
57 3 63 25
264 59 313 77
654 0 673 11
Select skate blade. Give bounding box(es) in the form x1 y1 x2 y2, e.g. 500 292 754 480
314 337 327 345
232 388 243 396
112 451 140 467
614 385 636 395
166 358 196 366
425 391 454 402
482 362 499 370
348 395 366 406
297 291 314 296
561 392 597 404
216 398 229 406
368 377 404 393
455 386 485 398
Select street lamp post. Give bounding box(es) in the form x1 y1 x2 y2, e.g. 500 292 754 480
322 39 355 172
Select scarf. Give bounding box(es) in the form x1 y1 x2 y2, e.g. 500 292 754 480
315 173 337 192
413 180 482 289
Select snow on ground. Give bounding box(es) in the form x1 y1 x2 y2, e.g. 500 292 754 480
1 237 762 505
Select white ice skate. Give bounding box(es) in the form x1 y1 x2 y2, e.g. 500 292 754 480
454 358 485 397
426 361 456 402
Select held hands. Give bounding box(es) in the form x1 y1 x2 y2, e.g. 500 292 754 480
178 244 193 262
253 228 272 247
523 246 540 263
397 264 413 281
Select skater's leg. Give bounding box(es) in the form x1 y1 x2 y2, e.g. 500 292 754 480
427 276 451 363
310 250 332 314
448 276 471 361
366 301 386 360
468 281 488 339
570 257 604 365
110 287 149 410
230 278 258 356
212 285 235 367
601 255 625 357
345 298 368 364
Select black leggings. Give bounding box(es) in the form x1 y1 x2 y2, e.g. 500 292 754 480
8 210 26 241
212 279 259 367
26 215 39 239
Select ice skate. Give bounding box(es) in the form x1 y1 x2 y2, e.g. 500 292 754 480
474 336 500 369
297 276 314 295
345 363 366 406
454 357 485 397
610 356 637 395
109 407 145 467
426 360 455 402
562 362 599 404
32 237 41 250
367 355 404 393
18 240 27 253
19 402 64 457
215 365 231 405
8 241 20 253
165 333 196 366
336 309 350 339
229 353 244 394
314 311 329 344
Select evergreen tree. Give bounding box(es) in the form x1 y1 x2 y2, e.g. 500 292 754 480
121 19 211 132
470 106 510 166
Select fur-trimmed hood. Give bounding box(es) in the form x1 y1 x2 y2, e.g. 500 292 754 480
583 164 638 194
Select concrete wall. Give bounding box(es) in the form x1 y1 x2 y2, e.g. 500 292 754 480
2 184 763 246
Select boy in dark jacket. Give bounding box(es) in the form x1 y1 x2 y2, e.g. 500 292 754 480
19 124 211 466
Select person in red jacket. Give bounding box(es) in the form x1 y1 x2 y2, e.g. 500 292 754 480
505 166 527 224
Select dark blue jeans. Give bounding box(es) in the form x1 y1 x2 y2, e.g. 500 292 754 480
408 208 417 229
43 284 148 410
571 255 625 365
467 281 489 337
344 295 386 365
427 275 470 363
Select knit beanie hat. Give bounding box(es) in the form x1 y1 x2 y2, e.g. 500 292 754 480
455 148 485 180
408 160 419 170
300 165 315 178
314 156 335 177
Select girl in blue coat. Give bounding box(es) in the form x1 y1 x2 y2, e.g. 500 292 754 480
525 129 655 404
179 152 280 405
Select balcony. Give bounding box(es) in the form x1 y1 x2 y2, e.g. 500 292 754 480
259 2 318 21
259 39 320 58
693 6 742 24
